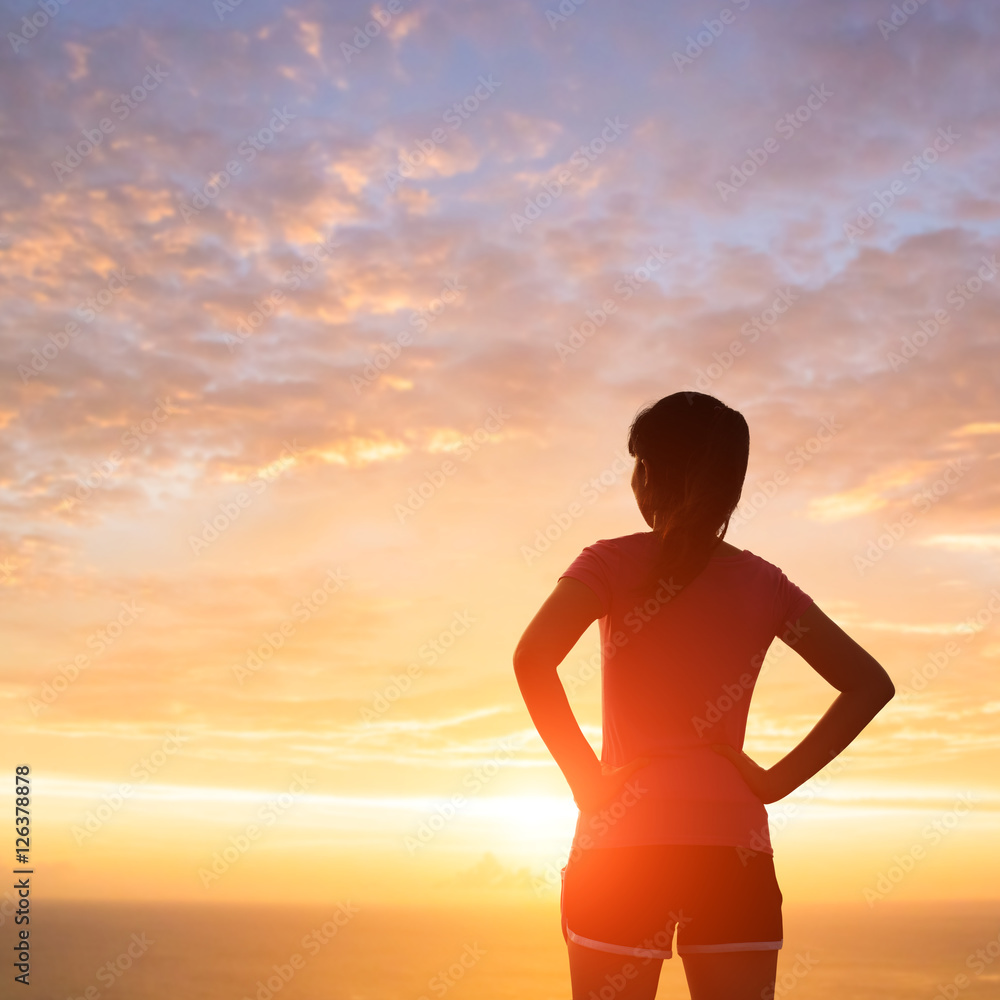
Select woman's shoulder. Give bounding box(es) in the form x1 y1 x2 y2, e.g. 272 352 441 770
581 530 657 559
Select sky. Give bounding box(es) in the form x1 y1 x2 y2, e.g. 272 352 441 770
1 0 999 909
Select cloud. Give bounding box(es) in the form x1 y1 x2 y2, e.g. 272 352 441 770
2 0 1000 863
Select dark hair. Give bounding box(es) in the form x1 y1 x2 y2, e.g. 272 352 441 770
626 391 749 603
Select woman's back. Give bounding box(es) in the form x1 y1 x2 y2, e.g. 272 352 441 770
559 530 814 853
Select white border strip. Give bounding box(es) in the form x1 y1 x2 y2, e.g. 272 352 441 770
566 928 673 961
677 940 783 954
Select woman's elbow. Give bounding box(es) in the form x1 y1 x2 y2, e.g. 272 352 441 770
868 670 895 706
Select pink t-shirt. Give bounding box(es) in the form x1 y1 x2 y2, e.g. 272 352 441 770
558 531 814 855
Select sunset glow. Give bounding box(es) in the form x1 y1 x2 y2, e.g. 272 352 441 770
1 0 999 929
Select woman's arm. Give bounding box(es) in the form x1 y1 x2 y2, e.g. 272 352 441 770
513 577 650 812
711 602 895 802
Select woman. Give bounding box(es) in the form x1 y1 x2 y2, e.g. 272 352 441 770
513 391 894 1000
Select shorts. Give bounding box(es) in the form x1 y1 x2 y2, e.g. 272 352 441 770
560 843 783 960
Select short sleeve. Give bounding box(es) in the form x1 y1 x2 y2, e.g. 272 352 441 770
773 566 814 638
558 538 619 619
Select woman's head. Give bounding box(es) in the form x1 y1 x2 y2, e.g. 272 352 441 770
626 391 749 599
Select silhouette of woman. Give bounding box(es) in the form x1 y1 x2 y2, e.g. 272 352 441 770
513 392 894 1000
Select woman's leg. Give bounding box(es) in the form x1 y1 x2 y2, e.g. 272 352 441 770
680 948 778 1000
567 938 663 1000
